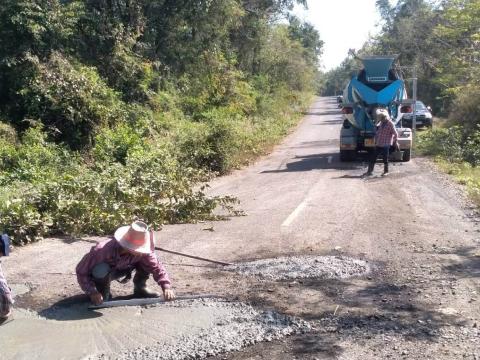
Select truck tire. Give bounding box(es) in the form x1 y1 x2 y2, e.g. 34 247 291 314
402 149 411 162
340 150 356 162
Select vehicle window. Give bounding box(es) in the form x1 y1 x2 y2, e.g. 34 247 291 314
416 101 426 110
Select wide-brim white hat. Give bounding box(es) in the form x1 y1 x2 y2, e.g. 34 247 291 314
114 221 154 254
375 108 391 120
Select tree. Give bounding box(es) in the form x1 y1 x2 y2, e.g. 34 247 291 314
288 15 324 67
0 0 82 127
433 0 480 91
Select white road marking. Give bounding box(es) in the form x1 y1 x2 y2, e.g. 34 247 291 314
328 156 333 164
281 200 308 227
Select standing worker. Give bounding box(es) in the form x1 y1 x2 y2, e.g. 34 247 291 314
364 108 399 177
76 221 175 305
0 234 13 323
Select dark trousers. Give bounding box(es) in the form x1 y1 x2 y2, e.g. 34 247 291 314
91 263 150 300
367 146 389 173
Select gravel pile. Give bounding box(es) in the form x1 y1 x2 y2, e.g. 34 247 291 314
114 299 310 360
227 255 370 280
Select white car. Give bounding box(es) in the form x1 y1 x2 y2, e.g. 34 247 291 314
400 101 433 128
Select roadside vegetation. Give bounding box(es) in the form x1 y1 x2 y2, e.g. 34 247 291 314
0 0 323 244
319 0 480 204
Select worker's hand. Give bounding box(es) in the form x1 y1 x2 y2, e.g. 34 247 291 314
163 289 175 301
90 292 103 305
395 142 400 151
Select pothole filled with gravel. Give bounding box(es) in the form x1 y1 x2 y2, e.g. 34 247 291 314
227 255 370 281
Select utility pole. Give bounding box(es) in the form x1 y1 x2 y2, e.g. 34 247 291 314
399 64 418 156
412 66 417 156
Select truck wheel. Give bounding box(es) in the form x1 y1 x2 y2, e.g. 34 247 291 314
340 150 356 162
402 149 411 162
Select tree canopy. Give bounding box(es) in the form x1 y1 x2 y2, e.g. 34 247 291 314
320 0 479 123
0 0 323 243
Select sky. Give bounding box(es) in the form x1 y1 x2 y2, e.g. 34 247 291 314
293 0 390 71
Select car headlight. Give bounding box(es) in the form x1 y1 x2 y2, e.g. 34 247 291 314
425 112 432 119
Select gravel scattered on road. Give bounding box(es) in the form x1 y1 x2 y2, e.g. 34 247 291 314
227 255 371 281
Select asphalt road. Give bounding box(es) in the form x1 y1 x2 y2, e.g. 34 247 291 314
3 97 479 359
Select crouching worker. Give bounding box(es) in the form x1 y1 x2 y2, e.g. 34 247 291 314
0 234 13 322
76 221 175 305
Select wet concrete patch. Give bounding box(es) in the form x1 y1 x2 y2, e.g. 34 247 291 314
1 299 310 360
9 283 31 297
227 255 370 280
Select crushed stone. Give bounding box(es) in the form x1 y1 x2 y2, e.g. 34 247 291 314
227 255 370 280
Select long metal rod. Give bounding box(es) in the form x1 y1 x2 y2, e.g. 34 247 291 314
88 294 223 310
155 247 233 266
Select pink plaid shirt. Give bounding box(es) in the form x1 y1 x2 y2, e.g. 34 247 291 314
375 120 398 147
0 263 13 317
76 239 172 295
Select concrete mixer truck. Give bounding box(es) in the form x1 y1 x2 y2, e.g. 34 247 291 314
339 55 413 162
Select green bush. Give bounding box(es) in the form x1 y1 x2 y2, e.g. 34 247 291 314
23 52 128 149
0 142 239 244
0 185 51 244
0 122 17 143
100 45 162 103
92 123 144 165
416 126 463 162
179 51 258 117
449 84 480 133
417 125 480 166
198 107 246 173
0 0 322 246
0 125 80 185
0 72 313 246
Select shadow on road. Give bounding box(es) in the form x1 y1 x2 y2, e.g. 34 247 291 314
292 333 343 358
58 236 100 245
313 119 344 126
336 174 365 179
242 269 468 358
262 153 365 173
290 279 460 358
303 110 341 116
38 295 103 321
292 139 339 149
441 246 480 280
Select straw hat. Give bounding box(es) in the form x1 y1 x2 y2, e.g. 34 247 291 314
375 108 390 121
114 221 154 254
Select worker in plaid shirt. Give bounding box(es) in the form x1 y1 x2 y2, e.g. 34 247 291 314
364 108 399 177
0 234 13 322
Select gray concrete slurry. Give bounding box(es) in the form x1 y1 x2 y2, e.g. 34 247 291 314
1 299 310 360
